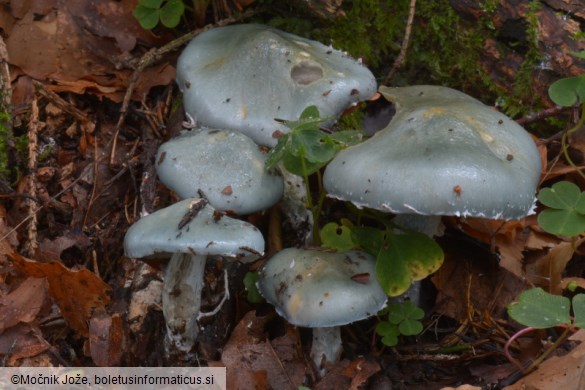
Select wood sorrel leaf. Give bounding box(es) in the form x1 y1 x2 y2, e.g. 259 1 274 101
548 75 585 107
572 294 585 328
376 232 444 296
537 181 585 236
507 288 571 329
320 222 355 251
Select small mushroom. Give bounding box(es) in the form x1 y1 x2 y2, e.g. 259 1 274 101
156 127 284 215
124 197 265 352
257 248 387 375
176 24 377 146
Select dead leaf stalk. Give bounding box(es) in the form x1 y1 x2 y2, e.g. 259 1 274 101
23 97 39 257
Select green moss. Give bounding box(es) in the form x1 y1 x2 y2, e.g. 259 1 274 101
315 0 406 71
503 0 543 117
336 107 365 131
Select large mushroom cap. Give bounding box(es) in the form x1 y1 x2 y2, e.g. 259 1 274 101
156 128 284 215
323 85 542 220
124 198 265 262
176 24 377 147
257 248 387 327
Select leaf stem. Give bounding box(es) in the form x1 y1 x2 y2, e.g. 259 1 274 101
300 153 320 245
504 325 574 374
561 103 585 180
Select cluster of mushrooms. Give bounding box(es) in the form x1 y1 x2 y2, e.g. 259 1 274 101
124 24 542 373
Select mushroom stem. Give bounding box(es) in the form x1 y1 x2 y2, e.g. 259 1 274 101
392 214 442 238
162 252 206 352
310 326 342 377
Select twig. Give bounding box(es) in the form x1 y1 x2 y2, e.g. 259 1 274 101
109 9 255 166
32 81 95 131
516 106 571 126
1 169 88 243
23 97 39 257
384 0 416 85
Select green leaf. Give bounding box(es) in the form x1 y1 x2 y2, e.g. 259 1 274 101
282 149 325 176
265 133 290 169
507 288 571 329
537 181 584 209
139 0 164 8
326 130 363 147
300 105 320 120
537 209 585 236
320 222 355 251
376 232 444 296
160 0 185 28
289 128 338 164
387 301 424 336
537 181 585 236
351 226 385 255
387 301 424 323
133 5 161 29
398 318 423 336
573 294 585 328
375 321 400 346
243 272 264 304
284 105 330 132
571 51 585 60
548 75 585 106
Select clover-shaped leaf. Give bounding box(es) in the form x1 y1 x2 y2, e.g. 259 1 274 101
548 75 585 107
320 222 355 252
507 288 571 329
133 0 184 30
351 226 386 256
537 181 585 236
387 301 424 336
375 232 444 297
375 321 401 346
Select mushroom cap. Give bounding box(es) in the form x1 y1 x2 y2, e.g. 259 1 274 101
156 128 284 215
176 24 377 147
323 85 542 220
124 198 265 262
257 248 387 327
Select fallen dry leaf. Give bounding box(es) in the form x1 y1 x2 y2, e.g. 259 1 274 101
89 312 124 367
2 0 174 103
8 251 111 337
219 310 307 390
0 323 51 365
452 216 553 280
0 277 49 332
524 238 585 294
503 329 585 390
314 357 380 390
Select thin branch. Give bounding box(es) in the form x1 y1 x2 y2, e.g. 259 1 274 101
384 0 416 85
23 97 39 257
516 106 571 126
